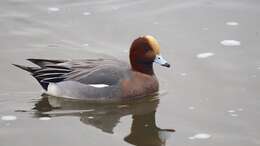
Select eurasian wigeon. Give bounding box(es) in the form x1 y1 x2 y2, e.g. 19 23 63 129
13 35 170 102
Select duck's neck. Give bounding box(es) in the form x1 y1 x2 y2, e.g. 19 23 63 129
131 62 154 75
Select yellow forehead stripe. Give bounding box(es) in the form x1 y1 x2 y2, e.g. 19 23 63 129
144 35 161 54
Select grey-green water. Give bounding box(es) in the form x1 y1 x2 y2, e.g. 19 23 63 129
1 0 260 146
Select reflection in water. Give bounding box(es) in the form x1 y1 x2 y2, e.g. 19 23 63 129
125 112 175 146
33 94 175 146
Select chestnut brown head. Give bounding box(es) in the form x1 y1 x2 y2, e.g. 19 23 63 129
129 35 170 75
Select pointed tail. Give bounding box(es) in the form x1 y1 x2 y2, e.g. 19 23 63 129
12 64 39 73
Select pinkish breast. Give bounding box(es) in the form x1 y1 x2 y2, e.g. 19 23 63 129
120 71 159 99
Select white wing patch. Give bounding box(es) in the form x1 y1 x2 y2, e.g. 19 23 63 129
89 84 109 88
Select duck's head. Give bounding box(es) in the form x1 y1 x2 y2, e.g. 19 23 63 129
130 35 170 74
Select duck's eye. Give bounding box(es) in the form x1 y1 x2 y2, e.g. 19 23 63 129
144 46 149 52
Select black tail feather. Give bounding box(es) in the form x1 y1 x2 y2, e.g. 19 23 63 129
13 64 49 90
12 64 39 73
13 59 69 91
27 58 66 67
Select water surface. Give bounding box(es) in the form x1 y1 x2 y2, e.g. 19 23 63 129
1 0 260 146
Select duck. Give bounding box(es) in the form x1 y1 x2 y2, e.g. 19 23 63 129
13 35 170 103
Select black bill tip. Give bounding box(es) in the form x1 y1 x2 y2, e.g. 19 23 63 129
162 63 170 68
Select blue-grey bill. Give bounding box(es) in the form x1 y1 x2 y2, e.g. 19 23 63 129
154 55 170 68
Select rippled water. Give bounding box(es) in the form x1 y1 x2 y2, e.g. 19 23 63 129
1 0 260 146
